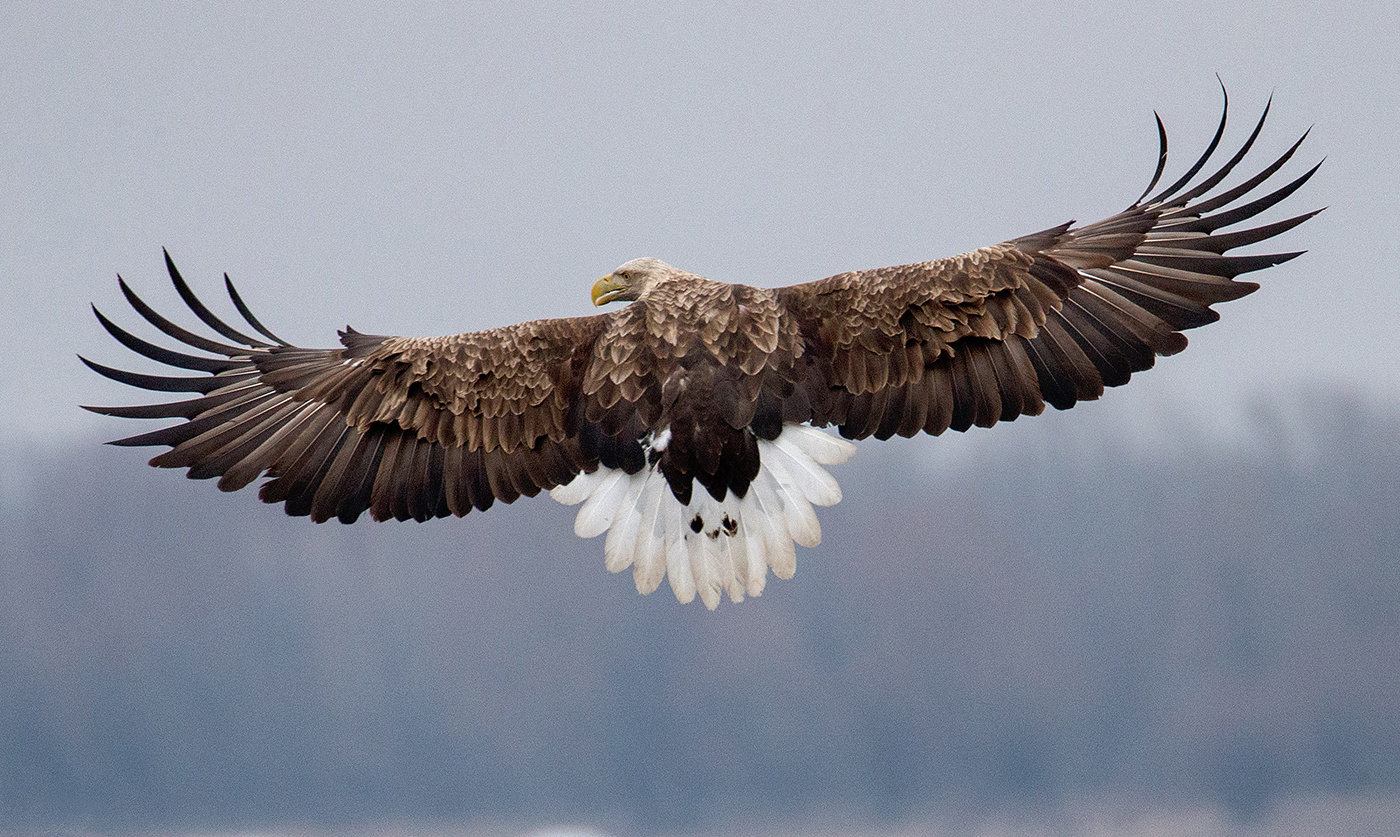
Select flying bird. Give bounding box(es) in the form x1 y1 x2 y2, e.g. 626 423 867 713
84 92 1320 610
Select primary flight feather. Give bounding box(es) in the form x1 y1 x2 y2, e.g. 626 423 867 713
84 91 1321 609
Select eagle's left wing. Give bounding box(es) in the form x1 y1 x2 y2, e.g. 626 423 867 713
775 95 1320 440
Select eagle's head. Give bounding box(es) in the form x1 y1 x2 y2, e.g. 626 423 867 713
591 257 678 306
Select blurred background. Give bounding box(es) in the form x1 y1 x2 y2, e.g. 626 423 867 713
2 3 1397 835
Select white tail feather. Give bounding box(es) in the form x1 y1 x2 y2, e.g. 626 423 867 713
631 476 668 594
664 502 695 604
550 468 603 506
573 468 629 538
549 423 854 610
782 423 858 465
769 434 844 505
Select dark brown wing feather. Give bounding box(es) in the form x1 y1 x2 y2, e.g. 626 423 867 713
83 254 611 523
776 92 1320 438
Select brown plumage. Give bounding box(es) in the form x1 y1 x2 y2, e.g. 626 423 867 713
85 91 1320 608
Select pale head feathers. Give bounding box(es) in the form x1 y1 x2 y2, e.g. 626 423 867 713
592 257 683 306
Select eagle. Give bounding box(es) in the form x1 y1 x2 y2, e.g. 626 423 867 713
85 93 1319 610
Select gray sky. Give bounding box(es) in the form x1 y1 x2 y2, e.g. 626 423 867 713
4 1 1397 454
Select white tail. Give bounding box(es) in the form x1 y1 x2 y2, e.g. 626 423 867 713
551 424 856 609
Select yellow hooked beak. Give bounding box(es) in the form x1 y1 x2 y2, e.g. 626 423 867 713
591 273 629 306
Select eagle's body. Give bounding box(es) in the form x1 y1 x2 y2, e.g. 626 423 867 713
85 94 1320 608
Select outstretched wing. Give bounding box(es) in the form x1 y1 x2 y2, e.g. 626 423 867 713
776 91 1321 439
83 253 613 523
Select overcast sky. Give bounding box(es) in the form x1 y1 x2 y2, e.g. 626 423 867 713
3 2 1397 455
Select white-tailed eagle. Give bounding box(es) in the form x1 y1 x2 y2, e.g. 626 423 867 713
84 92 1320 609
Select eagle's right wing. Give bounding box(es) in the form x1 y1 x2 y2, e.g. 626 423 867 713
83 254 623 523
